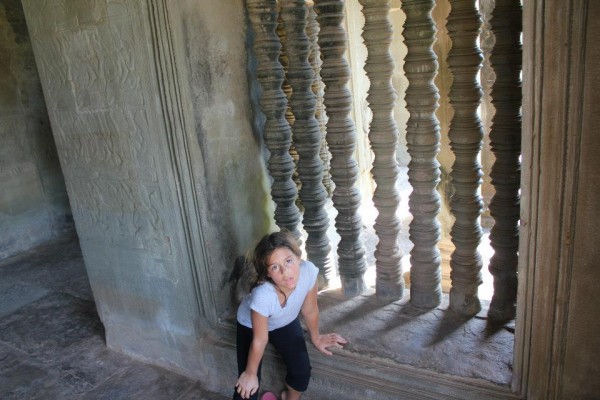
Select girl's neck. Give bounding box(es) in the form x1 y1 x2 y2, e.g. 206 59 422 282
274 283 294 296
273 284 291 307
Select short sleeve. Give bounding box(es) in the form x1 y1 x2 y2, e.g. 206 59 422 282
249 284 277 318
305 260 318 287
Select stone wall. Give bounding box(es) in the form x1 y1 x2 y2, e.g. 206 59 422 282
175 0 275 315
19 0 270 379
519 1 600 397
0 0 72 260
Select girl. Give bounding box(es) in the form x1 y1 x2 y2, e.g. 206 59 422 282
234 231 347 400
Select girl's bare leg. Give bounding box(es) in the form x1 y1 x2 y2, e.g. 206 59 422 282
281 385 301 400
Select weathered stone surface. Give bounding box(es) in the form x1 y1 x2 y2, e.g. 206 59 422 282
4 1 597 400
0 279 48 318
178 0 273 318
487 0 522 322
359 0 404 300
246 0 301 239
0 343 86 400
18 0 216 377
315 0 367 296
447 0 485 316
178 383 238 400
0 292 104 363
0 162 44 215
0 237 230 400
401 0 443 308
0 1 72 260
0 236 92 302
79 364 196 400
281 0 333 279
317 290 513 386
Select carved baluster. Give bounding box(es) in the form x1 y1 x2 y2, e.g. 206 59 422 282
307 4 333 197
447 0 484 315
401 0 442 308
479 0 496 221
359 0 404 300
277 5 293 125
281 0 334 284
277 9 301 202
488 0 522 321
247 0 302 239
315 0 367 297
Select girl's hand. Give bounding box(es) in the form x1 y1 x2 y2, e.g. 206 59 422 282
312 333 348 356
235 371 259 399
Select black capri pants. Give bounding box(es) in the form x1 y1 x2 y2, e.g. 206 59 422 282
233 318 311 400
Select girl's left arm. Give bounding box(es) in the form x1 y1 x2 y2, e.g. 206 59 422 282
301 282 348 356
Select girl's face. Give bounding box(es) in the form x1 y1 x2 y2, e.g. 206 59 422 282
266 247 300 292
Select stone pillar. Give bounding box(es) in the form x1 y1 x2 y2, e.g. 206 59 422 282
447 0 484 316
276 10 301 203
247 0 302 239
359 0 404 300
307 5 333 198
478 0 496 227
401 0 442 308
487 0 522 321
314 0 367 297
431 0 454 295
281 0 334 283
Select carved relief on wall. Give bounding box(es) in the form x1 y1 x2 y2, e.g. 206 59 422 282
61 22 143 112
22 0 171 257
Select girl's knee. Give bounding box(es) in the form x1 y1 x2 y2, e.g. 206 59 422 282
287 364 311 392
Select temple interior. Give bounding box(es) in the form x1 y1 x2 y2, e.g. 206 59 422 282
1 0 599 399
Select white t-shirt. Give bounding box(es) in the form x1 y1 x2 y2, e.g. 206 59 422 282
237 260 319 331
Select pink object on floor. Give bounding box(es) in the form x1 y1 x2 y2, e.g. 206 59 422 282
260 391 278 400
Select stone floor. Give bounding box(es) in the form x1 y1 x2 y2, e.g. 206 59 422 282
315 288 514 387
1 231 515 399
0 235 229 400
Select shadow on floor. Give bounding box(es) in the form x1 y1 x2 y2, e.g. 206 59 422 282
0 236 229 400
315 287 515 386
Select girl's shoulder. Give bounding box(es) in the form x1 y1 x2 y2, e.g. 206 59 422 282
300 259 319 284
251 281 277 298
300 259 318 270
249 281 278 314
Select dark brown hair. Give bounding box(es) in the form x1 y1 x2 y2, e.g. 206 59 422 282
252 230 302 288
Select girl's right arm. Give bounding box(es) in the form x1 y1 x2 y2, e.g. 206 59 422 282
235 310 269 399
